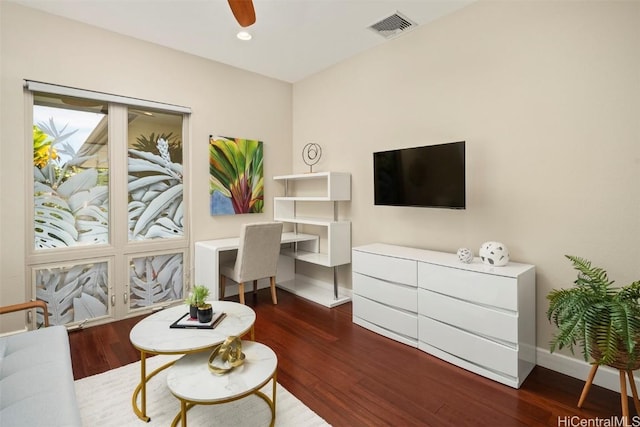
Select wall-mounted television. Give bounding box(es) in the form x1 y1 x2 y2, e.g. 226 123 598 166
373 141 466 209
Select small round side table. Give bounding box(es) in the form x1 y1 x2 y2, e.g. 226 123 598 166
166 341 278 427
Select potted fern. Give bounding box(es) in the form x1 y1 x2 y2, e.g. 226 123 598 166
547 255 640 369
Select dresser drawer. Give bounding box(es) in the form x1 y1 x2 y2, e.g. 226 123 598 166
418 262 517 311
418 289 517 343
353 250 417 286
353 272 417 313
419 315 518 377
353 295 417 339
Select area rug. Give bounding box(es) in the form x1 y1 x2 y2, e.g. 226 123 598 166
75 354 330 426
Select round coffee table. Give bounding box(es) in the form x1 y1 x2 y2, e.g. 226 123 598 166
167 341 278 427
129 301 256 421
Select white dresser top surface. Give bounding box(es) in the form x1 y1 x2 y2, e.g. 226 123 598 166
353 243 534 278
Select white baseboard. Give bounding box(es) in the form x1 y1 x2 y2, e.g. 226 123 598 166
536 347 637 393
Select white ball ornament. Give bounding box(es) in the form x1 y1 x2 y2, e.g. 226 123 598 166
479 241 510 266
457 248 473 264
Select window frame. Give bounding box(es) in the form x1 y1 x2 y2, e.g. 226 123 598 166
25 84 191 326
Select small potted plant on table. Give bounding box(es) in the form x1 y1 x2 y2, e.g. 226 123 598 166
185 285 210 320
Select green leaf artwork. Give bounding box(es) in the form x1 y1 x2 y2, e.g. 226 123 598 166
209 136 264 215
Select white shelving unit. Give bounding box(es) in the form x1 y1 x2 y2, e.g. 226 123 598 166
273 172 351 307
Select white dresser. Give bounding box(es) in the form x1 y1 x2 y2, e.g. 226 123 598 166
352 243 536 388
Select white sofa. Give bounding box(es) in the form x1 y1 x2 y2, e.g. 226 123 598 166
0 301 81 426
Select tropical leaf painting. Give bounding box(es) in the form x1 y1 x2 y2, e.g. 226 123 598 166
129 253 184 308
209 136 264 215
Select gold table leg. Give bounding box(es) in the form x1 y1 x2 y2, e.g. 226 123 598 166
169 370 277 427
132 351 178 421
271 371 278 426
132 351 150 422
249 371 277 427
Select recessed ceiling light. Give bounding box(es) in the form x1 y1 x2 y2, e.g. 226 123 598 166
237 31 252 41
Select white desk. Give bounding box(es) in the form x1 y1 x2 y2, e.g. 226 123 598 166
195 232 319 301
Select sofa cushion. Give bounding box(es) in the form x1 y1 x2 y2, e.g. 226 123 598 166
0 325 81 426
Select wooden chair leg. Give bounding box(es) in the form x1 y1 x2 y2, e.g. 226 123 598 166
253 280 258 294
627 370 640 416
238 282 245 305
270 276 278 305
220 275 226 299
621 370 630 427
578 364 599 408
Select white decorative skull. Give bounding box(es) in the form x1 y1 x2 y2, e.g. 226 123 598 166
479 241 509 266
457 248 473 264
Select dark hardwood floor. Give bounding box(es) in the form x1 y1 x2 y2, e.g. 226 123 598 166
69 289 631 426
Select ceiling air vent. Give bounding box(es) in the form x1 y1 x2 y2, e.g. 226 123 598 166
368 11 417 39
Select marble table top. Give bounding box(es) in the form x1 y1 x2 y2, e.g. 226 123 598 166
129 301 256 354
167 341 277 403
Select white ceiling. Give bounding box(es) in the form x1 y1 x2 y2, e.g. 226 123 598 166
11 0 473 83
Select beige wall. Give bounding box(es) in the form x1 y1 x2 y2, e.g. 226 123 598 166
292 0 640 357
0 3 292 308
2 0 640 370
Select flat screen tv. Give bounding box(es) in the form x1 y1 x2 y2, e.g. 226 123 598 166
373 141 465 209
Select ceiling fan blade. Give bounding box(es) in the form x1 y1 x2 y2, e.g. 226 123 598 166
227 0 256 27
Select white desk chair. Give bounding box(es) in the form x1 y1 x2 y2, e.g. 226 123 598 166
219 222 283 305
